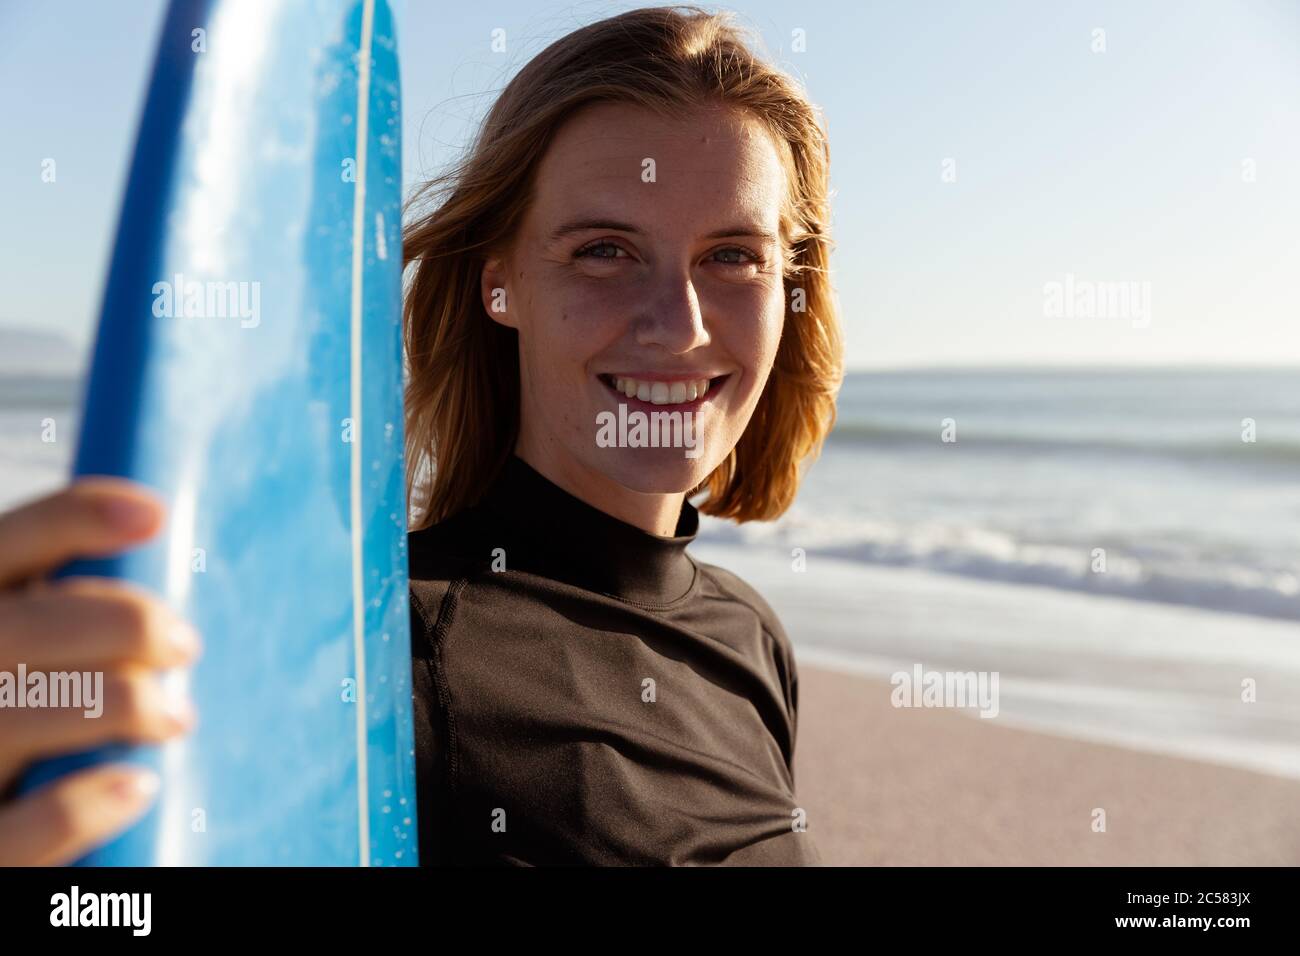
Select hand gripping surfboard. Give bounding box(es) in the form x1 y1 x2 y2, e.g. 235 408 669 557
19 0 417 866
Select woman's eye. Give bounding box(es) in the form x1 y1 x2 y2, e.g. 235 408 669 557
713 246 760 266
573 242 761 267
574 241 625 260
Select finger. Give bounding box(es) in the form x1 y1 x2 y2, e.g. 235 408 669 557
0 763 160 866
0 668 195 778
0 577 202 673
0 478 165 589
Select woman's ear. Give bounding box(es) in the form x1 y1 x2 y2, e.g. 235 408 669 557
480 255 518 329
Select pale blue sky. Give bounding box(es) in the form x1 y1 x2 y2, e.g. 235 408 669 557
1 0 1297 369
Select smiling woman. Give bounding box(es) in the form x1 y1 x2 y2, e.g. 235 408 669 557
401 5 842 865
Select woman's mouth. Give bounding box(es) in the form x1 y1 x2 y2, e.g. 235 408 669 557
598 373 729 409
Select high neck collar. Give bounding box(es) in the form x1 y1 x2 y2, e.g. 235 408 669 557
477 455 699 605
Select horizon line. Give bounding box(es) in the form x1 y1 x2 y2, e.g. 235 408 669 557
2 325 1297 376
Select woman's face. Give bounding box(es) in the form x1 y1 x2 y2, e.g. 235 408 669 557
481 101 789 501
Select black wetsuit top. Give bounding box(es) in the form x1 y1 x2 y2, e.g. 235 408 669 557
407 454 821 865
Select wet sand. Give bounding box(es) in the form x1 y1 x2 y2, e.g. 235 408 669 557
794 664 1300 866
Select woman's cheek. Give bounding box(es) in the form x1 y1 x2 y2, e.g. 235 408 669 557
581 291 636 338
731 293 785 372
758 293 786 365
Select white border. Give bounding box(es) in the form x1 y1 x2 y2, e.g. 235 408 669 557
348 0 376 868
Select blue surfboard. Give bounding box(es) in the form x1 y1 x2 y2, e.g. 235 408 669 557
21 0 417 865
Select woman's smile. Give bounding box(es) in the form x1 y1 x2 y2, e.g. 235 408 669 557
596 372 732 413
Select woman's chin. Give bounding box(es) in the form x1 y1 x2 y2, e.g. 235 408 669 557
589 447 718 495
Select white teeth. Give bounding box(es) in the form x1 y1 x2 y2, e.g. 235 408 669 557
611 375 716 405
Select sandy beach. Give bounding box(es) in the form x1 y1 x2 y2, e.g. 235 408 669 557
794 663 1300 866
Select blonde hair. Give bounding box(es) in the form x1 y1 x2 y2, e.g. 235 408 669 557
403 5 842 529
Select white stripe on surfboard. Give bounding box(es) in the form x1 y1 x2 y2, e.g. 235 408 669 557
349 0 376 868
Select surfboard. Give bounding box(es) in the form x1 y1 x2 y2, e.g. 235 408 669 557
20 0 417 866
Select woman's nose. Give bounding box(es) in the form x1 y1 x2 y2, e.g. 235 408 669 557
633 273 711 354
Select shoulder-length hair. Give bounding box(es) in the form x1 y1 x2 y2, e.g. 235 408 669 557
403 4 841 530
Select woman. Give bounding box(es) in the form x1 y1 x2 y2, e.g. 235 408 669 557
0 5 840 866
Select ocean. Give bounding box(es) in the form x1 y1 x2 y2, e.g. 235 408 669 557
701 367 1300 622
0 374 81 510
4 366 1299 778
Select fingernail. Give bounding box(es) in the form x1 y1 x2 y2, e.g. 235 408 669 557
171 619 202 655
111 769 160 803
99 496 158 534
161 682 196 728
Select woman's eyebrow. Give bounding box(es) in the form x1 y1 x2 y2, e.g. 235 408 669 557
548 218 778 242
548 218 636 241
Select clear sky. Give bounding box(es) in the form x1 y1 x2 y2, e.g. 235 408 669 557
1 0 1297 369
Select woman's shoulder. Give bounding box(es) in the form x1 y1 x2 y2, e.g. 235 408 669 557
690 556 801 726
405 504 502 629
407 503 498 579
690 556 791 647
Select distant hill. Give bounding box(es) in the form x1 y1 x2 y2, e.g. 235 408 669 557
0 326 85 377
